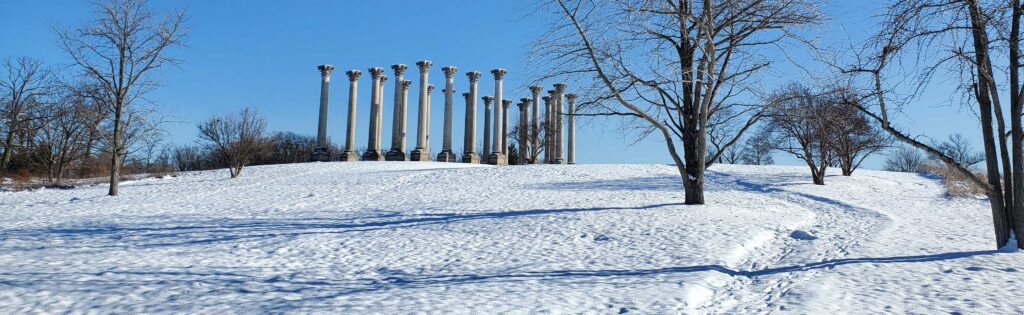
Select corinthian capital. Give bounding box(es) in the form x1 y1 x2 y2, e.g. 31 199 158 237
565 93 578 102
391 64 408 76
346 70 362 81
318 64 335 76
491 68 507 80
427 84 435 94
502 99 512 108
482 96 494 105
529 85 543 94
369 67 385 79
553 83 567 92
467 71 482 82
442 66 458 78
416 60 433 72
402 80 412 90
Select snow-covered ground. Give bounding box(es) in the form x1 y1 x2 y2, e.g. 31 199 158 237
0 162 1020 313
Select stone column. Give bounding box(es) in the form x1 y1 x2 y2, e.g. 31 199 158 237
339 70 361 161
377 75 388 153
310 65 334 161
529 86 542 164
361 67 386 161
488 69 508 165
410 60 433 161
386 64 408 161
437 66 459 162
544 91 554 163
462 71 482 163
566 93 577 164
501 99 510 156
482 96 493 158
518 98 530 165
553 83 567 164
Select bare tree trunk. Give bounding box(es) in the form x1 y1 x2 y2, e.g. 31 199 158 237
108 110 122 196
0 131 14 175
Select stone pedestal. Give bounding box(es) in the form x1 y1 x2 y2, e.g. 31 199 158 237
361 67 386 161
437 66 459 162
386 64 409 161
339 70 361 161
310 64 334 162
487 69 507 165
462 71 482 164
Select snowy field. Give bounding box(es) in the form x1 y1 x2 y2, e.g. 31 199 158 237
0 162 1021 314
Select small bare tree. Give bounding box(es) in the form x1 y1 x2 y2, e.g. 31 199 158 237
829 94 888 176
739 128 775 165
30 87 94 184
57 0 186 195
883 146 926 173
198 107 270 178
933 134 984 170
763 83 836 185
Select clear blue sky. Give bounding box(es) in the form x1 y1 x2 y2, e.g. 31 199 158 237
0 1 980 168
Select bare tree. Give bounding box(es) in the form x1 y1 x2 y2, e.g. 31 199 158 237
763 83 836 185
534 0 820 204
739 127 775 165
830 94 889 176
0 57 53 176
56 0 186 195
884 146 926 173
198 107 270 178
29 86 95 184
839 0 1024 248
933 134 985 170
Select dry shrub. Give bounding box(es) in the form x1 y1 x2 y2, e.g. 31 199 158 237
921 162 987 198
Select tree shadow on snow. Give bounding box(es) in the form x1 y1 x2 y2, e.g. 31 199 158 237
0 249 1003 312
2 202 688 250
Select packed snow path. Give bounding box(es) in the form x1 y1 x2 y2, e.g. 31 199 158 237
0 162 1020 313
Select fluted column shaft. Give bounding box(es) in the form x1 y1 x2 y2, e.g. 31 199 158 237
437 66 458 162
529 86 542 164
566 93 577 164
553 83 567 164
340 70 361 161
463 72 482 163
482 96 493 157
544 91 554 163
518 99 530 165
410 60 433 161
501 99 510 156
386 64 408 161
361 67 385 161
315 65 334 151
488 69 508 165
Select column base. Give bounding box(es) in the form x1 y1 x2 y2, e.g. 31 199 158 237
487 153 507 166
309 148 331 162
552 158 565 164
361 150 385 161
461 153 481 164
436 150 458 162
409 149 431 161
385 150 407 161
338 151 359 161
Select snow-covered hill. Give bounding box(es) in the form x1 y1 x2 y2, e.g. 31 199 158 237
0 162 1020 313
